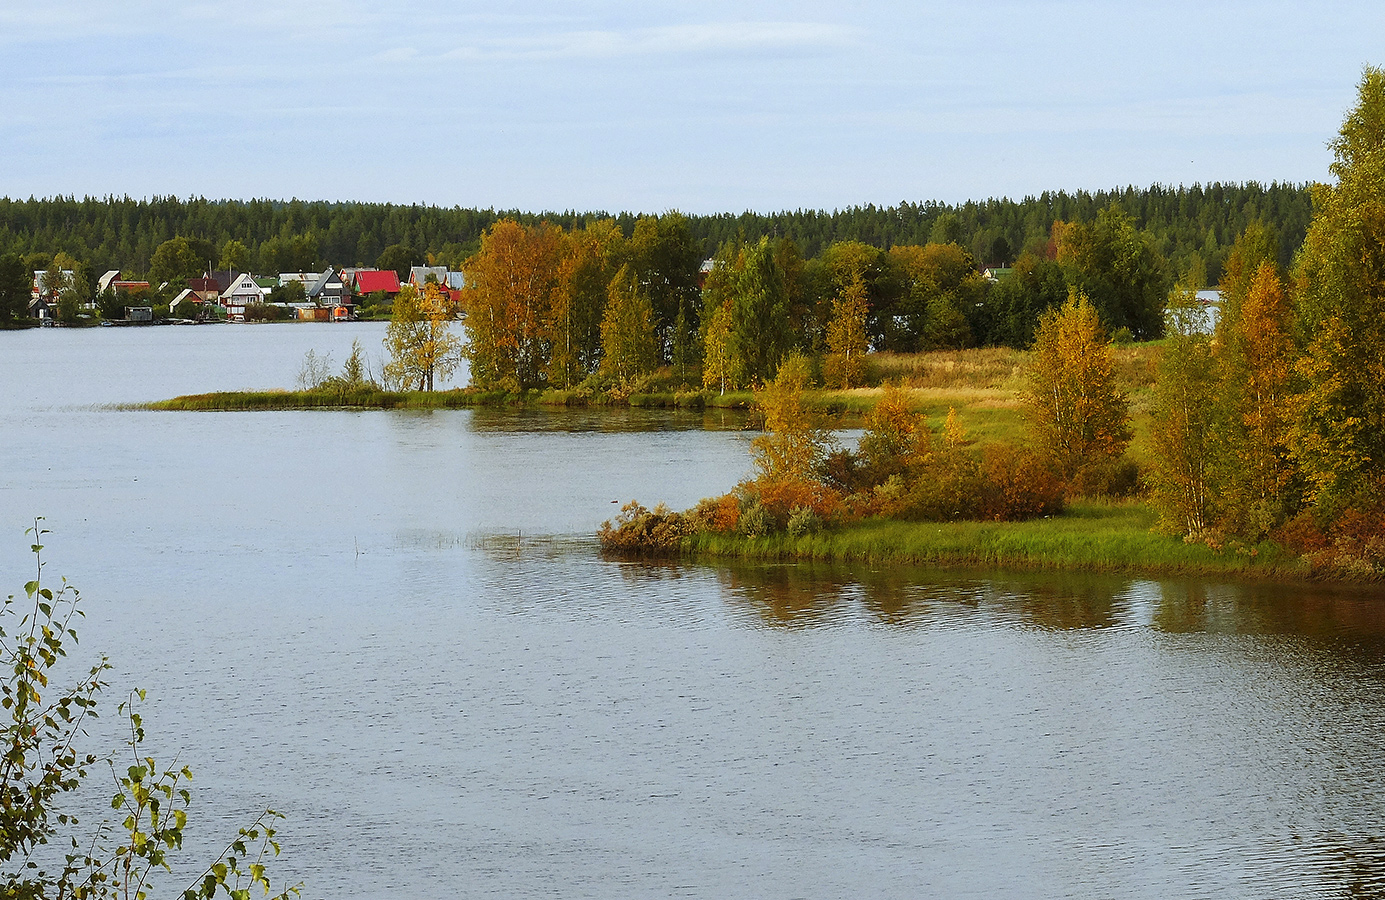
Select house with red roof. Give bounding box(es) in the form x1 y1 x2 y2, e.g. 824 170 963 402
348 269 402 297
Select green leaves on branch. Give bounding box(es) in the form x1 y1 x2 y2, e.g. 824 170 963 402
2 521 300 900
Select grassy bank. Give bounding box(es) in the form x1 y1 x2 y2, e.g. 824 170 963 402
138 385 762 411
140 345 1161 464
685 500 1313 582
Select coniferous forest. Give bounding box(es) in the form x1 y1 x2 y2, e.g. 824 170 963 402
0 181 1309 286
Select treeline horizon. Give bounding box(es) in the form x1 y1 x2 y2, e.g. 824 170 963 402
0 181 1311 284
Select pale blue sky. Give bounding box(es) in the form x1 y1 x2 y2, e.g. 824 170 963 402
2 1 1380 213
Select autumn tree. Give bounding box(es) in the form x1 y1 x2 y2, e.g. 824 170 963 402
599 264 657 388
750 353 836 483
885 242 983 351
627 212 702 365
701 298 739 395
384 283 461 391
823 272 869 388
857 382 932 482
462 219 565 389
981 253 1069 347
1217 221 1279 315
1211 260 1297 537
218 238 251 272
1288 66 1385 515
1022 289 1132 490
808 240 884 349
1148 288 1218 534
549 220 624 387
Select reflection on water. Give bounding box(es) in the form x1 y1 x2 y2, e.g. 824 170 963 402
466 405 750 433
676 557 1385 641
6 325 1385 900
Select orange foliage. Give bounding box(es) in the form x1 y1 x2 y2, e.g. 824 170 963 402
688 493 741 534
752 477 842 524
979 444 1065 521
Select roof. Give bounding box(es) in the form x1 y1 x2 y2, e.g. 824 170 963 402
254 276 278 290
33 270 74 292
408 265 448 286
307 267 344 299
98 270 121 293
443 271 466 290
197 271 240 292
352 270 401 294
224 273 263 292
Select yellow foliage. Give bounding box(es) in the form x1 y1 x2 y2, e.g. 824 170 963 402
1022 290 1132 488
750 354 835 483
823 273 869 389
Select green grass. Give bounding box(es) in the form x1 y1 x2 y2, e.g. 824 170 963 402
688 500 1310 582
139 387 513 410
138 343 1159 455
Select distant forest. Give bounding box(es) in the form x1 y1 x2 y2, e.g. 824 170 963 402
0 182 1312 286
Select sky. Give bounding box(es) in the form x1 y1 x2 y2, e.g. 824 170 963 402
2 0 1382 214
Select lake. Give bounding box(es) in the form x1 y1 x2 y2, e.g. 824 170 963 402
3 323 1384 899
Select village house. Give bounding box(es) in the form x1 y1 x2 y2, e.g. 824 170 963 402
347 268 402 297
407 265 448 288
168 288 203 319
221 273 270 320
408 266 465 304
97 270 153 303
32 269 75 302
306 267 348 307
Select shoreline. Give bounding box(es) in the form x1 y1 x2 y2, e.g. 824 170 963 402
663 501 1378 588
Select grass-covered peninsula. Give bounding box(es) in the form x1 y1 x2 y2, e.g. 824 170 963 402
684 500 1308 582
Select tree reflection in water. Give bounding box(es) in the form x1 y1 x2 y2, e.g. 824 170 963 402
658 557 1385 645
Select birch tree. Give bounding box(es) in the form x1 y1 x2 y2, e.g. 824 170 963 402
1022 289 1131 489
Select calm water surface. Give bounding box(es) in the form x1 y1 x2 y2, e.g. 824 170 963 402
3 324 1385 899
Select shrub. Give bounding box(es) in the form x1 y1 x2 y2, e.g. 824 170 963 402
1067 457 1142 499
786 506 823 536
598 502 693 554
2 524 299 900
674 390 707 410
978 443 1065 520
245 301 290 322
687 494 740 533
1280 481 1385 578
737 500 774 537
751 476 842 526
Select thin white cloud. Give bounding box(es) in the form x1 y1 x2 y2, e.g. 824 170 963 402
426 21 853 63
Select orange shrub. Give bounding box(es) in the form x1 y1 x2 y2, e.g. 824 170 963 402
598 502 693 554
979 443 1065 521
751 477 842 526
688 493 741 534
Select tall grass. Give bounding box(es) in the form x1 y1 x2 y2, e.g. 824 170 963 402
139 388 509 410
688 500 1309 581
